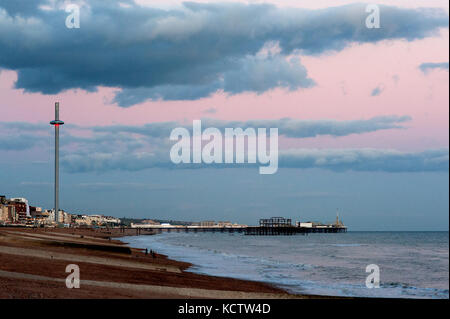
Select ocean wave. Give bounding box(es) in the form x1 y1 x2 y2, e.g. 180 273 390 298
123 232 449 299
330 243 367 247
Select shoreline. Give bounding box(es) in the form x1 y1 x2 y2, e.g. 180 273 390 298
120 230 450 299
119 232 299 295
0 227 338 299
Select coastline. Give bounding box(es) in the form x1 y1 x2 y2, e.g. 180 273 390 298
121 230 450 299
0 227 334 299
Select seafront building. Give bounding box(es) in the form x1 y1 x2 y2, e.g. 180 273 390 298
0 195 18 223
7 198 29 223
74 214 121 226
1 194 345 234
0 194 121 227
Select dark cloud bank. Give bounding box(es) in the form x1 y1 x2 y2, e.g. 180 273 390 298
0 0 448 106
60 148 449 174
0 115 411 149
1 117 448 173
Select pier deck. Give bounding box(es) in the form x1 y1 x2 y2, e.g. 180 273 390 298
127 226 347 236
244 226 347 235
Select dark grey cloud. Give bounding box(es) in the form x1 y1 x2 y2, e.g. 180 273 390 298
92 115 411 138
61 151 168 173
0 134 42 150
419 62 449 73
209 116 411 138
0 1 447 106
0 115 411 152
280 148 449 173
113 55 315 105
0 120 146 152
2 116 447 174
93 115 411 138
0 121 49 150
60 147 449 174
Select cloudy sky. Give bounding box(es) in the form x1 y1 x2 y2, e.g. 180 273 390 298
0 0 448 230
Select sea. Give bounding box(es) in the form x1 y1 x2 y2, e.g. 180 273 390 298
124 231 449 299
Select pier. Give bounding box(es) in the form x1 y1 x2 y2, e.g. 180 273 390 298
127 216 347 236
126 225 346 236
126 226 246 235
245 216 347 235
244 225 347 235
151 227 246 234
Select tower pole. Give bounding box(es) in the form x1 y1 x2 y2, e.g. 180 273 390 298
50 102 64 224
55 105 59 223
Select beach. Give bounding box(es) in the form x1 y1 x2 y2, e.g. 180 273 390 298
2 227 446 299
0 227 318 299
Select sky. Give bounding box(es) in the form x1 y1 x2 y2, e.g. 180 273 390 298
0 0 448 230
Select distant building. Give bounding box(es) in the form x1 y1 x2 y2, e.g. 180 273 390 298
200 221 216 227
259 217 292 227
0 204 6 222
8 198 29 223
295 213 346 229
73 214 120 226
102 216 121 225
297 222 313 228
0 203 17 223
45 209 72 225
30 206 44 219
141 219 159 225
74 214 89 225
1 195 122 227
217 221 232 227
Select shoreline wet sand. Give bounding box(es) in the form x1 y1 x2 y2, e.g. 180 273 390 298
0 227 338 299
